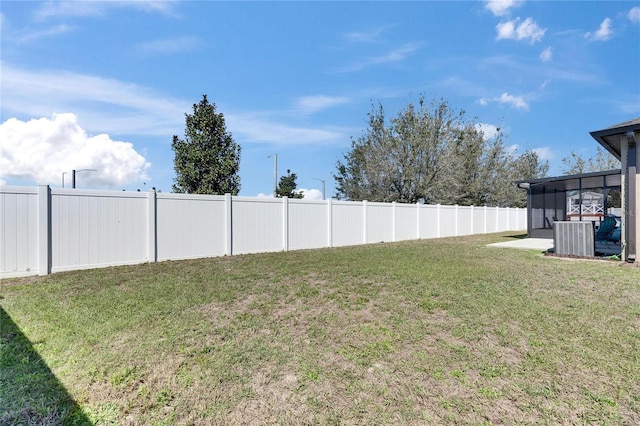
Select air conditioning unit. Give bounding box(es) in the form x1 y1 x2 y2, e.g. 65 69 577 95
553 221 594 257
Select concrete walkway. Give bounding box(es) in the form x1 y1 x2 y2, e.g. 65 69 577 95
487 238 554 251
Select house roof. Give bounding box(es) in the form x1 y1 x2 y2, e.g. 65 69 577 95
589 117 640 160
515 169 622 192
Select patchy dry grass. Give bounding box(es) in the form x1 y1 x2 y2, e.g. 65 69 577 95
1 232 639 425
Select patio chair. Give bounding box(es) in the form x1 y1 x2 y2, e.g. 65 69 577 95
594 216 622 256
595 216 617 241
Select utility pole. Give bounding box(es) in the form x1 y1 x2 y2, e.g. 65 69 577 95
268 154 277 197
72 169 97 188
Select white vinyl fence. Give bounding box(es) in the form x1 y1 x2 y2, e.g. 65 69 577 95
0 186 526 278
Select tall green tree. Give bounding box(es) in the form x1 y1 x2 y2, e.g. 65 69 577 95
334 96 548 206
276 169 304 198
335 97 462 203
172 95 241 194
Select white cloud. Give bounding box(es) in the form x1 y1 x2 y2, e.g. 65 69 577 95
0 114 150 188
539 47 552 62
479 93 529 110
496 17 546 43
533 147 553 160
585 18 613 41
485 0 523 17
630 7 640 24
295 95 350 115
475 123 501 139
137 36 203 55
499 92 529 110
300 188 324 200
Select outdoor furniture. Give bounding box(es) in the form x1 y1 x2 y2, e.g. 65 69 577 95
595 215 622 256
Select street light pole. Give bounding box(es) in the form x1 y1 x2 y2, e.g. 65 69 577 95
268 154 277 197
312 178 326 200
72 169 97 189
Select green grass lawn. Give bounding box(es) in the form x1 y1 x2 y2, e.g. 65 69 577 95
1 232 639 425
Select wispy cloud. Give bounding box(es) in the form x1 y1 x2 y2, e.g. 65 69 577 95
539 47 552 62
226 112 348 146
1 62 188 136
35 0 179 20
484 0 523 17
343 25 394 43
9 23 75 44
336 43 421 72
1 62 352 149
137 36 203 55
478 92 529 110
630 7 640 24
496 17 546 43
585 18 612 41
295 95 350 115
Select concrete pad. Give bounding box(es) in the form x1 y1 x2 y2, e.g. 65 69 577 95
487 238 554 251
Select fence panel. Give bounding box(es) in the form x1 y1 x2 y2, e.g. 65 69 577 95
50 189 148 272
472 207 486 235
331 201 364 247
156 193 226 261
0 187 39 277
418 205 440 239
366 202 394 243
485 207 499 234
232 197 283 254
288 199 328 250
457 206 473 236
439 205 458 237
395 204 418 241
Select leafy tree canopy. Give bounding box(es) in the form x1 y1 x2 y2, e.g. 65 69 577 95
334 96 548 207
172 95 241 195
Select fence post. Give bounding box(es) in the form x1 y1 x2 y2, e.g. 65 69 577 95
327 198 333 248
506 207 510 230
416 202 421 239
282 196 289 251
484 205 488 234
455 205 459 236
148 189 157 263
470 205 474 236
37 185 51 275
392 202 397 242
437 204 441 238
363 200 368 244
225 193 232 256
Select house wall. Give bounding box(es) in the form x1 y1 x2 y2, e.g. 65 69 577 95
620 133 639 261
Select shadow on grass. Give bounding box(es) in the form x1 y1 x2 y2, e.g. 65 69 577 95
505 233 528 240
0 307 92 426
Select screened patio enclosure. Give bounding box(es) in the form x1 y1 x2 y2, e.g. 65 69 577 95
516 169 622 239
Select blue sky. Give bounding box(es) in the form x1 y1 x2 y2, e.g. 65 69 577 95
1 1 639 198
